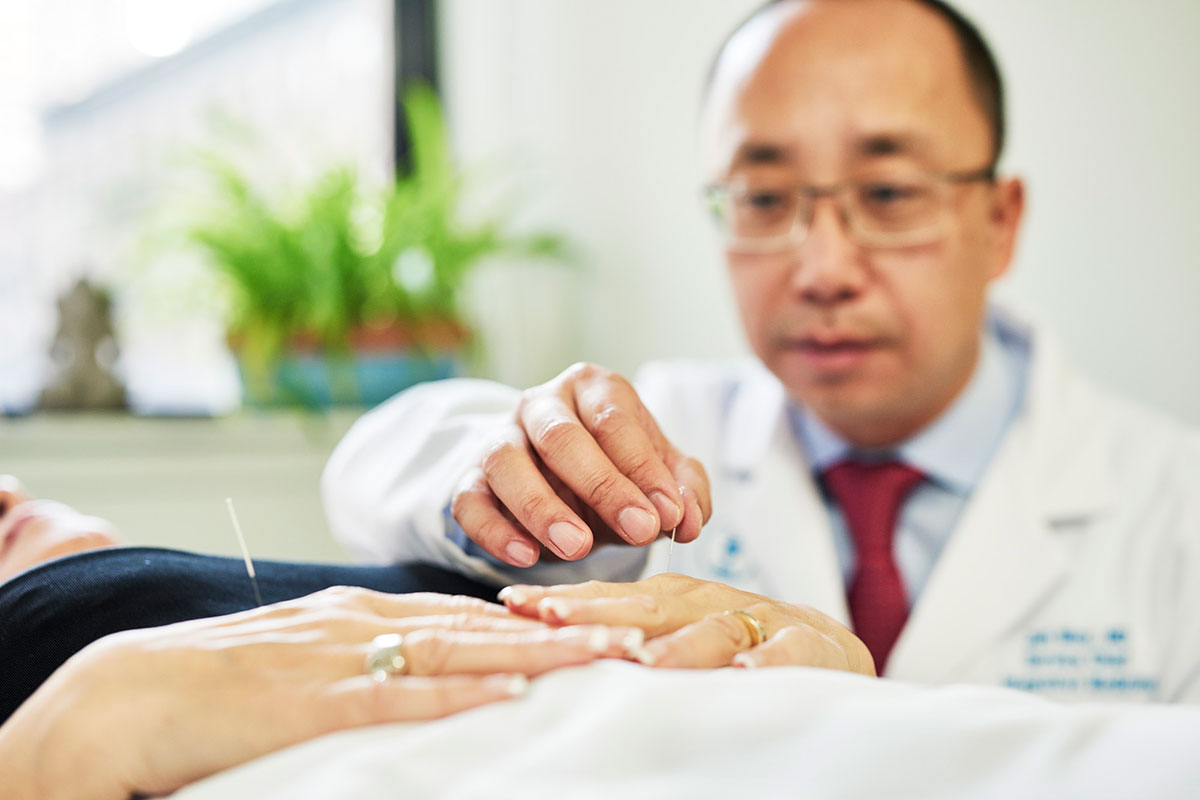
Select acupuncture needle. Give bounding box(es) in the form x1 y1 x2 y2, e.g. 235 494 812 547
663 486 686 574
225 497 264 607
664 526 678 574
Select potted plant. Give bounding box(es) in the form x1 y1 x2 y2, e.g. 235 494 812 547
185 85 570 408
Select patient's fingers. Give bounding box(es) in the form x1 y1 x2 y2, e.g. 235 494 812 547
498 578 686 626
323 673 528 728
365 589 519 619
639 611 764 669
498 579 622 612
172 595 547 644
306 586 519 621
499 574 735 636
392 614 546 634
385 596 538 626
730 625 854 672
398 624 640 677
526 594 680 638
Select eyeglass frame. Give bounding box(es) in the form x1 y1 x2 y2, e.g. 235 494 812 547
702 165 997 252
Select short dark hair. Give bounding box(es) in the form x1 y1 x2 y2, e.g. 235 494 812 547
706 0 1006 166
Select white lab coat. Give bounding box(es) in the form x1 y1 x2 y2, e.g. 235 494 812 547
322 309 1200 703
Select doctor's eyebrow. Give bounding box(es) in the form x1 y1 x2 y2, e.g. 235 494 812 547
732 142 791 166
730 134 938 171
854 131 936 161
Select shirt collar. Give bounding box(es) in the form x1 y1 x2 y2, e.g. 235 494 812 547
791 322 1024 495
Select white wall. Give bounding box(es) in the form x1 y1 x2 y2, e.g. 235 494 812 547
960 0 1200 424
440 0 759 387
440 0 1200 425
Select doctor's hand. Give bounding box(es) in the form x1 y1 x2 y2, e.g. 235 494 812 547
498 574 876 677
0 587 642 800
451 363 712 567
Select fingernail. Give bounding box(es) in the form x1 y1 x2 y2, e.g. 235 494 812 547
622 631 656 666
548 521 589 557
620 629 645 656
617 506 658 545
732 653 758 669
539 597 571 623
586 627 610 654
627 642 657 666
649 491 682 529
498 586 528 606
489 674 529 696
505 540 538 567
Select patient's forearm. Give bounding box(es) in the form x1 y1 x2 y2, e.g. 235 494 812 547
0 648 131 800
0 726 41 800
0 587 620 798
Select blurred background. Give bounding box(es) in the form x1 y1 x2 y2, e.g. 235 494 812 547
2 0 1198 562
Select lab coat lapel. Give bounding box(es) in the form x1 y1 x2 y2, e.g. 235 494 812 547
886 331 1112 683
721 364 849 625
884 420 1065 681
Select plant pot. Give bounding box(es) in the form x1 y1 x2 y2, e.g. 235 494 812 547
233 321 467 409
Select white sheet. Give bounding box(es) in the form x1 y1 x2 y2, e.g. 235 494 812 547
177 662 1200 799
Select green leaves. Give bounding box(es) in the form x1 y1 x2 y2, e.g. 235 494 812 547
183 83 571 395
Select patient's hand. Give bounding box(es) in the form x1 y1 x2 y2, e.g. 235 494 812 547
0 476 121 584
498 574 876 677
0 587 640 799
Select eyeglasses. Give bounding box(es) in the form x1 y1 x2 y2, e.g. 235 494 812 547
703 166 995 252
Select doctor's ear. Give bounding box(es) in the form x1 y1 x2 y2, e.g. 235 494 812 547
985 176 1025 281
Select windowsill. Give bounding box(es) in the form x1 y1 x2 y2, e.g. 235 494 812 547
1 410 364 564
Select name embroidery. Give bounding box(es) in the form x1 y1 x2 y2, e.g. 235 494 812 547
1003 627 1158 695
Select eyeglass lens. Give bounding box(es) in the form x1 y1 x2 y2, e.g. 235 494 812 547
713 176 947 248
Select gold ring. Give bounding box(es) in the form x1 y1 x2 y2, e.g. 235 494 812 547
364 633 408 681
724 610 767 648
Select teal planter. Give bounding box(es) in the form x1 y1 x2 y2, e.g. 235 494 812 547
239 351 459 409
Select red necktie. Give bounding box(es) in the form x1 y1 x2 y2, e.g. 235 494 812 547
822 460 924 674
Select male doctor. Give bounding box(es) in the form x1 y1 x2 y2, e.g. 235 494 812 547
323 0 1200 702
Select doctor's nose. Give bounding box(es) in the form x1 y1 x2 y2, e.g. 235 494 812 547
788 198 868 307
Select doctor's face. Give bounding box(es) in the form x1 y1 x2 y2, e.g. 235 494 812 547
703 0 1023 447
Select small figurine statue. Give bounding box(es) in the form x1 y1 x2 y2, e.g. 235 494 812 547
38 278 128 411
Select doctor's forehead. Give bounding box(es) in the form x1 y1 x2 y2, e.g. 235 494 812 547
701 0 991 176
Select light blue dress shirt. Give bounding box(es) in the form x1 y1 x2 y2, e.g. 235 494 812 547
791 314 1030 610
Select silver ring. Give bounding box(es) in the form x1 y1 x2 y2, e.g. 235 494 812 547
364 633 408 681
